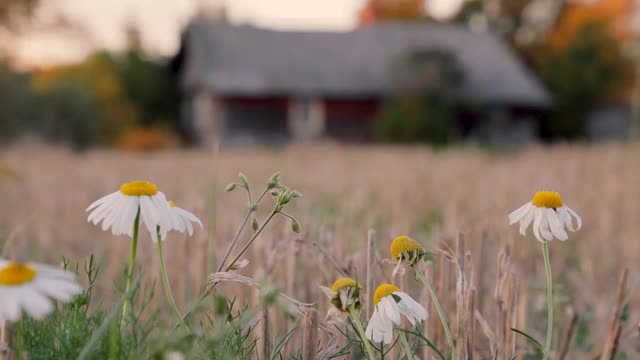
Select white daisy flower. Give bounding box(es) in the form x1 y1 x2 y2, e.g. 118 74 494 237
390 235 427 277
167 201 203 237
508 190 582 242
320 277 362 312
86 180 173 240
365 284 428 345
0 259 83 321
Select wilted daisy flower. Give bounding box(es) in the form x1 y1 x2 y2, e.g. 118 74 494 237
0 259 82 321
167 201 203 238
320 277 362 312
87 180 173 240
508 191 582 242
365 284 428 345
390 235 427 277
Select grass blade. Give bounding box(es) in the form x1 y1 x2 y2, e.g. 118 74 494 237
511 327 545 353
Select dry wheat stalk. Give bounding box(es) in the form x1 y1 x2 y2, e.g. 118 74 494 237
366 229 376 320
0 321 11 360
302 306 318 360
262 308 272 359
558 312 579 360
601 267 629 360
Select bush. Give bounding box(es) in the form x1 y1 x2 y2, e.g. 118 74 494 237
374 48 462 146
117 126 178 151
374 94 454 145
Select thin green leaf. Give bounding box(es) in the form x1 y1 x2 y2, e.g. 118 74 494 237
270 324 299 360
397 328 446 360
511 327 545 353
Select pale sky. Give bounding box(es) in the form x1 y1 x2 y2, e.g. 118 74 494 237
9 0 465 68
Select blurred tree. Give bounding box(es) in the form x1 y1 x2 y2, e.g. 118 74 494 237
359 0 427 25
537 22 633 139
375 49 463 145
32 52 141 145
32 82 100 150
0 62 32 140
0 0 39 30
547 0 636 49
450 0 565 47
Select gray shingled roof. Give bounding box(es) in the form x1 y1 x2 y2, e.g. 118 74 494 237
179 20 550 107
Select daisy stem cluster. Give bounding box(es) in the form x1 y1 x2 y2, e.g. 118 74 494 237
156 229 190 329
414 265 455 360
542 240 553 359
121 209 140 330
217 173 278 272
178 174 299 323
347 305 376 360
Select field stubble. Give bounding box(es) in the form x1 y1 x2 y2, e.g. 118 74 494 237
0 143 638 358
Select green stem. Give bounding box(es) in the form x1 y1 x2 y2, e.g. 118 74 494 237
415 265 456 360
120 208 140 330
542 240 553 359
178 205 279 324
217 187 270 272
348 306 377 360
157 229 190 329
225 210 277 272
398 330 413 360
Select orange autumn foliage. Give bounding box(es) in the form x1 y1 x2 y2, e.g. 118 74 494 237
117 127 178 151
548 0 636 49
358 0 425 25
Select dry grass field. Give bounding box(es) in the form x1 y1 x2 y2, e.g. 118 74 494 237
1 143 639 359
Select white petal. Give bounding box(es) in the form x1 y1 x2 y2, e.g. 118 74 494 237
30 264 76 281
539 210 553 241
33 278 82 301
365 307 380 341
0 288 22 321
19 287 54 319
87 193 121 225
319 286 336 300
139 195 160 235
533 207 544 242
392 258 402 278
379 296 401 325
171 208 187 234
564 206 582 231
101 197 127 231
115 197 139 236
366 306 394 345
152 193 172 229
177 207 203 228
508 202 532 224
395 292 428 324
546 209 568 240
86 191 118 212
519 208 535 236
339 290 350 312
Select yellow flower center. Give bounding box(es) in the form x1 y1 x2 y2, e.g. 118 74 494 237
373 284 401 305
0 262 37 286
331 277 357 292
168 200 175 207
390 236 425 260
531 191 563 208
119 180 158 196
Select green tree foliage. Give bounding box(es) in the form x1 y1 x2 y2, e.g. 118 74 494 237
32 83 100 150
0 48 180 150
0 62 32 140
120 50 180 129
537 22 632 139
374 49 463 146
